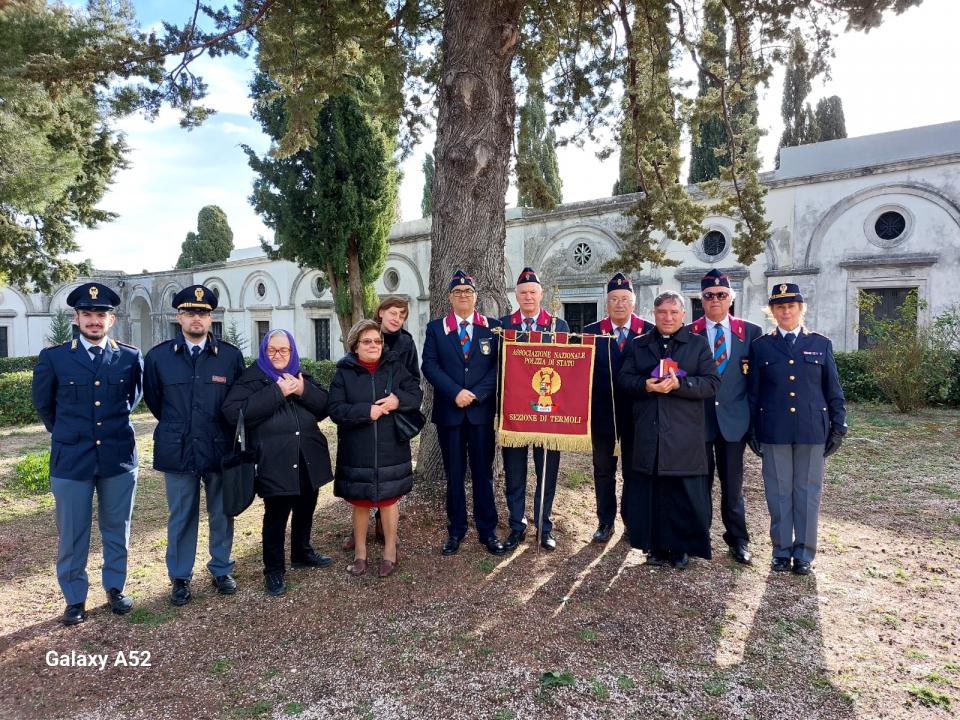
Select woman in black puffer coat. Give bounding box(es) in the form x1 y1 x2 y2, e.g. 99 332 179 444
329 319 423 579
222 329 333 597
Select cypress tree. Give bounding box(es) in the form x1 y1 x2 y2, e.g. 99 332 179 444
815 95 847 141
689 2 729 183
421 152 434 217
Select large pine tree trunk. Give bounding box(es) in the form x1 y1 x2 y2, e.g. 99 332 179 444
416 0 523 488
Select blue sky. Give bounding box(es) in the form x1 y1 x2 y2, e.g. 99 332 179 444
72 0 960 273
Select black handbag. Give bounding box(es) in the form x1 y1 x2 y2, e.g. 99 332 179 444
220 407 257 517
385 365 426 443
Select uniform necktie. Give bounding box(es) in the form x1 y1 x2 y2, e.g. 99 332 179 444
784 332 796 348
617 327 627 351
713 324 728 374
191 345 201 365
459 320 471 360
524 317 534 334
89 345 103 367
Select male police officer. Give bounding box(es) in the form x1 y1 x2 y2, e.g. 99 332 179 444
143 285 245 606
422 270 505 556
687 269 762 564
582 273 653 543
500 267 570 551
32 282 143 626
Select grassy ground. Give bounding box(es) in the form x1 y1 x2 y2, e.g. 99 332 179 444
0 404 958 719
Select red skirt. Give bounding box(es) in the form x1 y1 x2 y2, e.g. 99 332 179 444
347 496 401 509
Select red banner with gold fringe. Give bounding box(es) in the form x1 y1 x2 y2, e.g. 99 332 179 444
497 338 596 452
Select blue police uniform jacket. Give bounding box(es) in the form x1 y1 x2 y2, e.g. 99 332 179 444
688 315 763 443
32 338 144 481
583 314 653 441
747 328 847 445
422 313 501 426
143 333 245 475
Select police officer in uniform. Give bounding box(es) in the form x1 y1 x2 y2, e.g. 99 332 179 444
32 282 143 626
499 267 570 551
747 283 847 575
421 270 504 556
687 269 762 564
143 285 245 605
583 273 653 543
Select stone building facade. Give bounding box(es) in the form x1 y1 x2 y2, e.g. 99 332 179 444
2 121 958 359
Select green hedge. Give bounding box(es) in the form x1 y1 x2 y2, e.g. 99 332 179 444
0 371 39 425
0 356 38 374
834 351 885 403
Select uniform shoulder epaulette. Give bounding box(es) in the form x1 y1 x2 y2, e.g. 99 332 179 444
217 338 239 350
148 338 173 353
114 340 139 350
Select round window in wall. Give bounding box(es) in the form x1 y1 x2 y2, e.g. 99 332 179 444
256 281 266 299
313 275 328 297
874 211 906 241
384 268 400 292
573 242 592 266
702 230 727 257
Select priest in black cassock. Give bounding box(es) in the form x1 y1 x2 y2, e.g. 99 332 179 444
616 291 720 569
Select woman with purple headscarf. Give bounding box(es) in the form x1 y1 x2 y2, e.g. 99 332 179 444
222 330 334 596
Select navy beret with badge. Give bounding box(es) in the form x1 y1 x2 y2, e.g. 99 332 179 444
66 282 121 311
172 284 218 312
768 282 804 305
701 268 731 291
448 269 477 291
516 266 541 285
606 272 633 293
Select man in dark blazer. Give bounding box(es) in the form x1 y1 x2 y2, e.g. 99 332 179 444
499 267 570 552
143 285 245 606
583 272 653 543
687 269 762 564
32 282 143 626
422 270 505 556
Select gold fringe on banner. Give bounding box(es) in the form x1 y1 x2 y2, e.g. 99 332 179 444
498 430 595 453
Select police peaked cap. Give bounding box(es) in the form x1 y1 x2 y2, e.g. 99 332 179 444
173 284 218 311
701 269 731 291
67 282 120 311
768 282 804 305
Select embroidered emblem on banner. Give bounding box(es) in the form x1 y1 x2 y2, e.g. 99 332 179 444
531 367 562 413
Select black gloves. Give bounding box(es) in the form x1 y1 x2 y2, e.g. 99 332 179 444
824 431 844 458
747 431 763 458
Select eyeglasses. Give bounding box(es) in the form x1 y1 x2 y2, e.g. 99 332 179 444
451 289 476 297
179 310 211 318
358 338 383 346
702 292 730 301
266 348 291 358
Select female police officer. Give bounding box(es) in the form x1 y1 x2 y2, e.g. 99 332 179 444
747 283 847 575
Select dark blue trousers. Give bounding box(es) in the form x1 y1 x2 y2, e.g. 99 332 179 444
437 422 499 540
502 445 559 535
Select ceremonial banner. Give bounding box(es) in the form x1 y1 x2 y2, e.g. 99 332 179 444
498 337 596 452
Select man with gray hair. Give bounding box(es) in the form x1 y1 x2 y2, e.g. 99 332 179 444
616 290 720 569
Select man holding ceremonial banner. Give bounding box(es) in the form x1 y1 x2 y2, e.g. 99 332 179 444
617 291 720 569
582 273 653 543
422 271 505 557
499 267 570 551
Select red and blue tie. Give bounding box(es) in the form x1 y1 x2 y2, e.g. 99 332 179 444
713 324 728 374
459 320 471 360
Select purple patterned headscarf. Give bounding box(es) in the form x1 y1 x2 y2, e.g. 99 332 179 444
256 329 301 382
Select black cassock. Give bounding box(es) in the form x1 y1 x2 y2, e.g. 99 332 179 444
616 327 720 559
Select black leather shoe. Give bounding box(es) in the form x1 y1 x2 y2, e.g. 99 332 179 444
591 523 614 543
645 552 668 567
771 557 792 573
729 544 753 565
792 559 812 576
479 536 506 556
170 578 192 606
441 535 464 556
106 588 133 615
62 602 86 626
671 552 690 570
212 574 238 594
264 571 286 596
291 551 333 569
502 530 526 551
540 532 556 552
